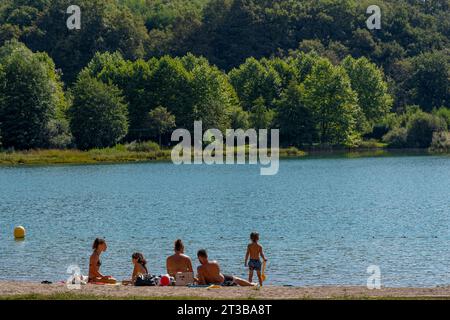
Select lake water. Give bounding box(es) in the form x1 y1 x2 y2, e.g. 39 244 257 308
1 154 450 287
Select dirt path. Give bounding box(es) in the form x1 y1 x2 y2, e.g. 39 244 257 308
1 281 450 299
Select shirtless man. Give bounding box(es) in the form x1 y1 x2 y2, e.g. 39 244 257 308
196 249 255 286
166 239 194 277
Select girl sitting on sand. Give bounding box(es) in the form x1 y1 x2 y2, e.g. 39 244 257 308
244 232 267 286
124 252 161 286
88 238 116 284
129 252 149 284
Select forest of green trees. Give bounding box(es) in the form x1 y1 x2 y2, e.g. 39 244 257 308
0 0 449 152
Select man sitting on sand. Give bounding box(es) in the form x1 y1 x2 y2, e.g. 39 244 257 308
196 249 255 287
166 239 194 277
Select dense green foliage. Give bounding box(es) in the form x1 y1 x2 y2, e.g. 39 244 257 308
406 112 446 148
300 59 360 145
433 107 450 130
147 106 176 146
81 52 239 142
342 56 393 131
0 0 149 82
0 0 449 151
430 131 450 153
0 41 69 149
69 73 129 149
382 107 448 149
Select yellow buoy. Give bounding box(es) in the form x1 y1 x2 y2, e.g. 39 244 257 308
14 226 26 239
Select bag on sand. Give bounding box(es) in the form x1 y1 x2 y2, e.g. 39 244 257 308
135 274 159 287
175 272 195 286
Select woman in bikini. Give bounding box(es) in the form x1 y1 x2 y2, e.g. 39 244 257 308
88 238 116 284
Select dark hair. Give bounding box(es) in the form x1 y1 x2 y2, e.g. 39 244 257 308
250 232 259 242
197 249 208 258
132 252 148 273
174 239 184 252
92 238 106 250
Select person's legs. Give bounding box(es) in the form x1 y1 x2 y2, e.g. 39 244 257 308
256 270 263 286
248 259 262 285
233 276 255 287
248 269 254 283
90 277 117 284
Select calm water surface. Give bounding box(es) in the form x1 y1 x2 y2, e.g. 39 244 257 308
0 155 450 287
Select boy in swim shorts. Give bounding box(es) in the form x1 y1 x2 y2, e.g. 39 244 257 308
245 232 267 286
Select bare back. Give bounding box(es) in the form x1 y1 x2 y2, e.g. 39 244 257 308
248 243 263 260
166 253 193 277
134 263 148 279
197 261 224 285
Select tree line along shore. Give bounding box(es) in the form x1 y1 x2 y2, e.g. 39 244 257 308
0 0 449 155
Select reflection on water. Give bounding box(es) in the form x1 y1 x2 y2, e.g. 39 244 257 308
0 155 450 287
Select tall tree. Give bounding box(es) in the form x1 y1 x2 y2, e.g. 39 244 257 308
342 56 393 132
182 54 238 131
276 82 316 147
408 51 449 111
249 97 275 131
147 106 176 146
69 73 128 149
229 57 282 110
82 52 152 141
300 58 360 145
0 41 69 150
146 56 194 131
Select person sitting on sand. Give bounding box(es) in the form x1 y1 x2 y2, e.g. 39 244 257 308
166 239 194 277
123 252 149 285
245 232 267 286
196 249 255 287
89 238 116 284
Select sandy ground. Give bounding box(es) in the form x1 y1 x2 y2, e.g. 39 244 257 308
1 281 450 299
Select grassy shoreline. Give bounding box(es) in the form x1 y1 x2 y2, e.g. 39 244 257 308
0 148 173 166
1 293 448 300
0 146 446 166
1 284 450 300
0 147 309 166
0 293 216 300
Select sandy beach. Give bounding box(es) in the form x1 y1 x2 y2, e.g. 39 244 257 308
0 281 450 299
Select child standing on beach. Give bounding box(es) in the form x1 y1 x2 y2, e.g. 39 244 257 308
244 232 267 286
